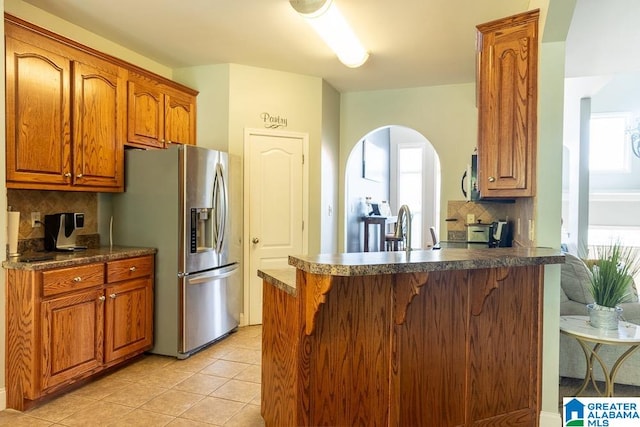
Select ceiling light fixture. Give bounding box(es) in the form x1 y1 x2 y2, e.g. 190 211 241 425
290 0 369 68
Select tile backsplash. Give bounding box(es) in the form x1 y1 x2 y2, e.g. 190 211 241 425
7 189 98 240
446 200 511 241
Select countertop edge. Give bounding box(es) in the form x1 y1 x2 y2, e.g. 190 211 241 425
258 268 297 296
288 247 565 277
2 246 157 270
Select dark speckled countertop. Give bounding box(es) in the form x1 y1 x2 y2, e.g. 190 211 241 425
3 246 157 271
258 247 564 295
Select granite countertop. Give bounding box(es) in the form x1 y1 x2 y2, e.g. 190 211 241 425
287 247 565 276
3 246 157 271
258 267 297 296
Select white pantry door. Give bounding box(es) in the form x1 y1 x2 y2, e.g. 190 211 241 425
245 129 306 325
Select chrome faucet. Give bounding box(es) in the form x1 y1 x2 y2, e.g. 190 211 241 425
397 204 412 252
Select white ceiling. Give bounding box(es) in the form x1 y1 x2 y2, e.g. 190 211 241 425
20 0 531 92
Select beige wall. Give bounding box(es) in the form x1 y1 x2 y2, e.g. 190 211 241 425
339 83 478 248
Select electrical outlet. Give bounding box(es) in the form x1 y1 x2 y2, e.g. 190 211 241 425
466 214 475 224
31 212 41 227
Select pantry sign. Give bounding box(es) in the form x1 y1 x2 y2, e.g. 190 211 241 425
260 112 287 129
563 397 640 426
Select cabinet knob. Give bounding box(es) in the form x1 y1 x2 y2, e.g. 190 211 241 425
110 293 117 299
77 174 83 178
129 266 137 272
73 276 82 282
98 295 106 302
64 172 72 178
252 237 260 244
488 176 496 182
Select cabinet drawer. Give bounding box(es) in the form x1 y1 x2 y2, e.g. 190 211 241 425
107 255 154 283
42 264 105 297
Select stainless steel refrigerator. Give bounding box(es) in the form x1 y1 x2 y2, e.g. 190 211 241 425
112 144 240 358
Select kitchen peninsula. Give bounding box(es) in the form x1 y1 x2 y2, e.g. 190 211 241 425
259 247 564 426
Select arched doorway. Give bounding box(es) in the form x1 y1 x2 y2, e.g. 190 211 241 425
344 125 441 252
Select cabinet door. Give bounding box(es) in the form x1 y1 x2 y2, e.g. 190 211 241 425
104 277 153 363
5 36 72 188
127 78 165 149
73 60 125 190
164 89 196 145
477 10 538 198
41 288 104 391
466 266 541 425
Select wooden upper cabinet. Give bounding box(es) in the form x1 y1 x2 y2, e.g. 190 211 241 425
164 88 196 146
127 73 197 148
73 59 126 189
5 19 126 192
127 76 165 149
476 10 538 198
5 35 72 187
5 14 198 191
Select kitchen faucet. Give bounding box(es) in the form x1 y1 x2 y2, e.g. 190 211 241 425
397 204 412 252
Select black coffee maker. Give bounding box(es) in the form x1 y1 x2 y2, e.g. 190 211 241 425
488 220 512 248
44 213 86 251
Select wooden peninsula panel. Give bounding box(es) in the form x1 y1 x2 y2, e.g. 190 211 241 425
260 248 562 427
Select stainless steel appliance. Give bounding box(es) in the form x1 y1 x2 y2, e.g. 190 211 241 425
112 144 240 358
489 220 513 247
466 223 490 243
461 152 480 201
44 213 86 251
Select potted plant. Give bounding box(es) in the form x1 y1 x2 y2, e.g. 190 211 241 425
587 242 640 329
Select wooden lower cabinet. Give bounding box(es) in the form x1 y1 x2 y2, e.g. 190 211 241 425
262 265 542 426
6 255 154 410
41 288 105 391
105 277 153 362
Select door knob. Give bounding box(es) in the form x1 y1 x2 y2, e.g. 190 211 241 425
488 176 496 182
252 238 260 244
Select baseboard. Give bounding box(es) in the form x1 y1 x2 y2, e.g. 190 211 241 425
539 410 561 426
0 387 6 411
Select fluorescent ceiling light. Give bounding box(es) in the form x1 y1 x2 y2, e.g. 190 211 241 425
290 0 369 68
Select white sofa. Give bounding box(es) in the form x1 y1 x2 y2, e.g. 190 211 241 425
559 253 640 386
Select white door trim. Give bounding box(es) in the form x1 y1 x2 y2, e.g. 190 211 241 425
242 128 309 324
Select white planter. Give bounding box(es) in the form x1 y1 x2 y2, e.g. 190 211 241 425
587 303 623 329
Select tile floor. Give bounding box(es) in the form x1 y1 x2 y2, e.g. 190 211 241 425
0 325 265 426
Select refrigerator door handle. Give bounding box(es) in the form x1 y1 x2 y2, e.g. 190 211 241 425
212 162 228 254
186 265 237 285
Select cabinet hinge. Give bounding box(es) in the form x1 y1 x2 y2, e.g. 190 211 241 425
302 154 305 165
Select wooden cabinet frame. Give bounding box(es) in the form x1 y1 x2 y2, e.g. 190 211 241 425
476 10 539 198
5 255 154 411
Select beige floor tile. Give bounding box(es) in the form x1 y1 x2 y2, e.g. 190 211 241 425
105 408 175 427
68 376 133 401
250 394 262 406
25 394 95 423
57 400 134 426
233 364 261 383
102 382 167 407
210 379 261 403
167 417 220 427
200 360 251 379
173 373 229 395
219 348 261 365
0 409 53 426
138 368 195 389
138 389 204 416
165 354 217 373
179 396 245 425
224 403 265 427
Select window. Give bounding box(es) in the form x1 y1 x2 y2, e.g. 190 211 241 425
589 113 631 172
397 145 423 248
